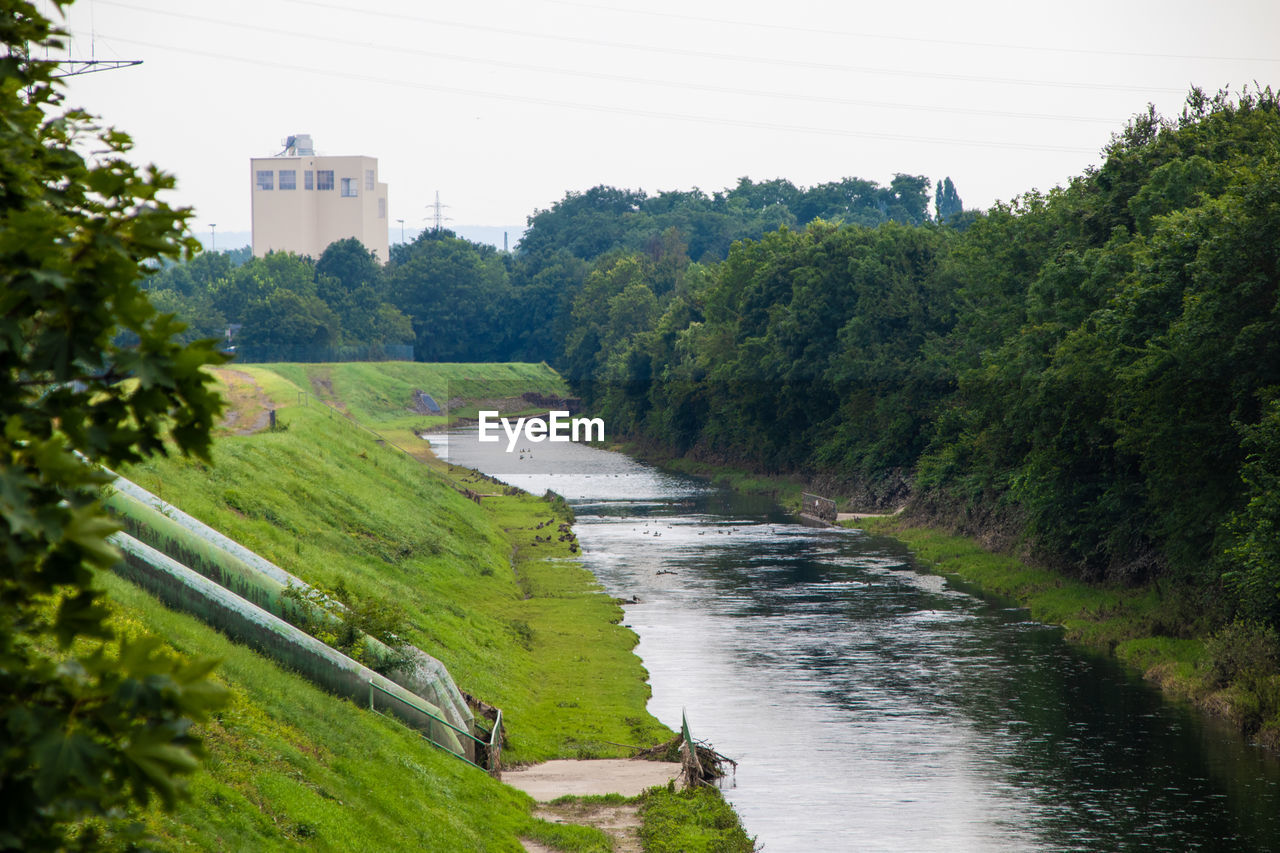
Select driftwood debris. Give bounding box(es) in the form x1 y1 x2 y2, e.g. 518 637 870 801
634 715 737 787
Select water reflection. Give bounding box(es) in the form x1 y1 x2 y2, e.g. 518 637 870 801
428 431 1280 852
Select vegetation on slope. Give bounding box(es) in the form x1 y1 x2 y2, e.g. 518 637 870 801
83 360 695 849
856 517 1280 749
123 364 671 767
273 359 569 436
99 574 611 852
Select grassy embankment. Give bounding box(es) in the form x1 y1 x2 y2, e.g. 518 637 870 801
99 574 609 851
107 362 676 850
269 360 567 439
853 517 1280 747
541 788 754 853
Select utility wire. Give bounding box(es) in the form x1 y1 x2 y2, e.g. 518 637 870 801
258 0 1189 96
84 31 1100 155
91 0 1123 125
540 0 1280 65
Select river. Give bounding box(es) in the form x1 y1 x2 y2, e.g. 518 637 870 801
429 431 1280 852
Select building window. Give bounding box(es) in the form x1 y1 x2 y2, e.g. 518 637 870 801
316 170 334 191
279 169 296 190
304 170 314 190
255 170 273 191
378 197 386 219
340 177 358 197
365 169 375 191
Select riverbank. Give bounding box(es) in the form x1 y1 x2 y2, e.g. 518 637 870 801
852 517 1280 750
617 445 1280 752
615 441 808 508
102 363 759 849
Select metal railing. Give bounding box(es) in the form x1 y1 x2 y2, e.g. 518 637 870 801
801 492 837 524
369 680 502 775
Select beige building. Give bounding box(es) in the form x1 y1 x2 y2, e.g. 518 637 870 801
250 134 389 263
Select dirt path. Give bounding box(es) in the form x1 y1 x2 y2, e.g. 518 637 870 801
212 368 274 435
837 504 908 522
529 801 644 853
506 759 680 853
308 369 349 414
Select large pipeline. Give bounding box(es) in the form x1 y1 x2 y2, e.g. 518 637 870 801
111 533 469 758
102 473 473 741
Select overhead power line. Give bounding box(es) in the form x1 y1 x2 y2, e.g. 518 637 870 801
28 0 142 78
83 32 1101 156
262 0 1188 97
42 58 141 77
540 0 1280 65
89 0 1125 124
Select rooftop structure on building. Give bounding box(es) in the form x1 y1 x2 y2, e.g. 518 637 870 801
250 133 389 264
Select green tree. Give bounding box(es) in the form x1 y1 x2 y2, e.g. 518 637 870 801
0 3 227 847
934 176 963 221
506 249 589 363
1224 397 1280 625
313 238 413 348
240 289 341 348
315 236 380 298
388 230 510 361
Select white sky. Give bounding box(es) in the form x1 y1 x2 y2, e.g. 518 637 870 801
51 0 1280 237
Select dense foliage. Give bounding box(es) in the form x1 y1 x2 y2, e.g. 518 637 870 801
0 1 227 847
562 88 1280 636
144 237 413 359
153 173 935 364
152 88 1280 636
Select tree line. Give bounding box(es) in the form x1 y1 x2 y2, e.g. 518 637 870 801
555 88 1280 635
151 87 1280 634
146 173 940 362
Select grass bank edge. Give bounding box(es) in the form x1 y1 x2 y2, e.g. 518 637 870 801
546 786 755 853
613 440 807 508
854 515 1280 750
95 571 611 852
135 364 673 762
608 435 1280 752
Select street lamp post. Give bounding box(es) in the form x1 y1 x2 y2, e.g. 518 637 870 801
210 223 217 252
396 218 405 244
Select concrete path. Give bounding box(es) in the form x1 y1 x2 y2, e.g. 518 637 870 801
837 504 908 522
505 758 679 800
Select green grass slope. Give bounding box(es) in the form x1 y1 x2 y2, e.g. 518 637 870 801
269 361 569 435
102 575 609 852
108 362 672 849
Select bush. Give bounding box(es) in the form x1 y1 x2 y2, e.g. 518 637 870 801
1205 620 1280 687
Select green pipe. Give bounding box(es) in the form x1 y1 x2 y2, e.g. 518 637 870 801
103 472 473 735
111 533 468 758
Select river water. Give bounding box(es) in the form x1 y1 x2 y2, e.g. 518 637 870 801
429 431 1280 852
